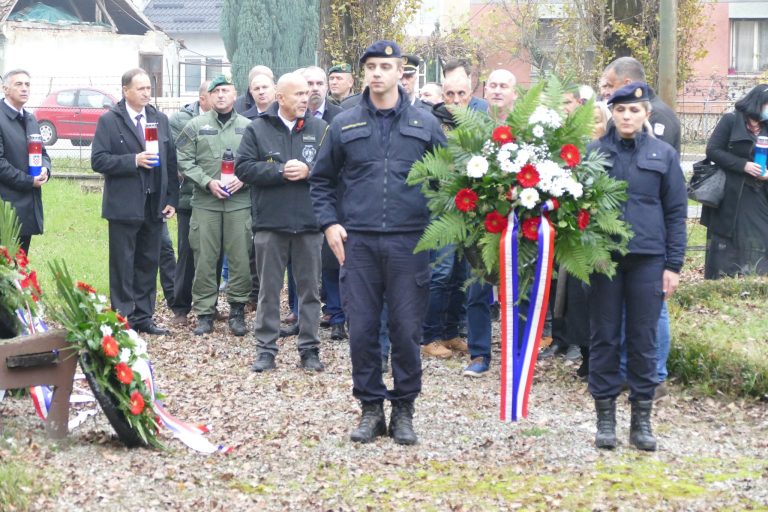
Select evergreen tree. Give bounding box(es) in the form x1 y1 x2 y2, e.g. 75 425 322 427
220 0 319 92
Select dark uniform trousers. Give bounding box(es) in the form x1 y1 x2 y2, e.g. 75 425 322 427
172 208 195 315
588 254 664 402
108 196 163 329
341 232 430 404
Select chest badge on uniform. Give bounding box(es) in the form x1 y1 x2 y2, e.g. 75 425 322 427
302 145 317 163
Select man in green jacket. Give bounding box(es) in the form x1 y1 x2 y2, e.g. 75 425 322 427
177 74 252 336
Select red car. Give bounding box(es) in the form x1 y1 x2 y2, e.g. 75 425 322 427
33 88 117 146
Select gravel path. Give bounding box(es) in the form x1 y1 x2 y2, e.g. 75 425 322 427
2 301 767 511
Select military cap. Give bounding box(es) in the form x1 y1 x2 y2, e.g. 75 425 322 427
328 63 353 75
359 40 402 64
402 54 420 76
208 72 234 92
608 81 649 106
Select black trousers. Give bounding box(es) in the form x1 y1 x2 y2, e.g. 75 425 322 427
19 235 31 255
172 209 195 315
340 232 430 404
159 222 176 309
108 199 163 330
588 254 664 401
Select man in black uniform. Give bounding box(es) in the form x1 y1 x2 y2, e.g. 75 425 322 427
0 69 51 254
92 68 179 335
310 41 446 445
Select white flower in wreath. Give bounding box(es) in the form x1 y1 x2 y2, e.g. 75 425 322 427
100 325 113 337
481 140 495 157
514 149 531 166
497 149 511 163
532 125 545 138
564 178 584 199
501 142 518 152
119 348 132 364
500 159 519 174
466 155 489 178
98 294 108 304
520 187 540 209
529 106 562 129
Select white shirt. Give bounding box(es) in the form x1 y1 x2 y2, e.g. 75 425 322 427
278 110 296 131
125 103 147 133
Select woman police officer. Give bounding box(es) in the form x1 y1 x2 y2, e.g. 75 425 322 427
585 82 687 451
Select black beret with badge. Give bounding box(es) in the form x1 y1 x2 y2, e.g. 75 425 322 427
607 81 649 106
402 54 420 76
359 40 402 64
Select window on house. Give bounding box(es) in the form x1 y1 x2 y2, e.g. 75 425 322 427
731 19 768 74
205 58 222 81
185 59 202 93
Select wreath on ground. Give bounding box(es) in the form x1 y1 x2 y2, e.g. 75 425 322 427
407 75 633 290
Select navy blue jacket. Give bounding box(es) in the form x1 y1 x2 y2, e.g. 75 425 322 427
587 127 687 272
310 87 446 233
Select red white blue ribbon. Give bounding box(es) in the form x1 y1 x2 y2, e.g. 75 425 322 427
499 200 557 421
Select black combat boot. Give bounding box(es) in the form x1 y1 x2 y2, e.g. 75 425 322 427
228 303 247 336
193 314 214 336
594 398 617 449
350 401 386 443
389 400 418 445
629 400 657 451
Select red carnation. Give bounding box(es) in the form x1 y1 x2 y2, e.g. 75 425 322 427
20 270 42 301
577 209 591 230
115 362 134 385
116 313 130 330
102 335 119 358
0 246 10 264
517 163 540 188
454 188 479 212
129 391 145 415
484 211 508 233
521 216 541 241
560 144 581 168
15 248 28 269
492 125 515 144
76 281 96 294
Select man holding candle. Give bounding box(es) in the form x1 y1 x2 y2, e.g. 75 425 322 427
176 74 252 337
92 68 178 336
0 69 51 254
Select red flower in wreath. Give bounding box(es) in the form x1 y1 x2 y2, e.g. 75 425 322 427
0 246 10 264
116 313 130 330
484 211 508 233
517 164 540 188
454 188 479 212
560 144 581 168
15 248 28 269
115 362 134 385
492 125 515 144
76 281 96 294
129 391 145 415
101 335 119 358
20 270 41 301
521 216 541 241
577 209 591 230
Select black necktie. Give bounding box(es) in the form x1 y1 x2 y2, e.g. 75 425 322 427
135 114 145 145
17 113 27 132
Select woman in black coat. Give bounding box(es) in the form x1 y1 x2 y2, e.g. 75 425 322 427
702 84 768 278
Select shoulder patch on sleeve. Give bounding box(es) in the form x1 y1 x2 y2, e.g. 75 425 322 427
653 123 666 136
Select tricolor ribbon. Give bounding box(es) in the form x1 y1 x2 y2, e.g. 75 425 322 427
499 200 557 421
9 306 230 453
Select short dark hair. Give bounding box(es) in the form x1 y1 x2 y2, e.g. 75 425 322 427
605 57 646 82
734 84 768 121
442 60 470 78
121 68 148 88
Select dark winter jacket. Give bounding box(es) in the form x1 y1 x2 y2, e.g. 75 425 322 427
587 126 687 272
648 91 681 153
169 100 202 211
310 87 447 233
701 111 768 236
0 101 51 236
91 100 178 222
235 103 327 233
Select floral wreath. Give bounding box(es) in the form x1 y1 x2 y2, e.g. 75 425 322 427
407 75 632 291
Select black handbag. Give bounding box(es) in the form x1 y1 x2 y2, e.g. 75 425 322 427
688 159 726 208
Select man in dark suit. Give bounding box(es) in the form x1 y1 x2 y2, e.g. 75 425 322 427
91 68 179 335
0 69 51 253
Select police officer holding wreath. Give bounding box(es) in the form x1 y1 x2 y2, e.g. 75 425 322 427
310 41 446 445
176 74 252 337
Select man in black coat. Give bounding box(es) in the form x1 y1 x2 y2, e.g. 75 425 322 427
0 69 51 253
91 68 179 335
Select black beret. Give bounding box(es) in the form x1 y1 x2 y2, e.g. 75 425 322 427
608 82 650 106
359 40 402 64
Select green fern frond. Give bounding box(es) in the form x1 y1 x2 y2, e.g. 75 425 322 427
415 212 470 253
0 200 21 255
